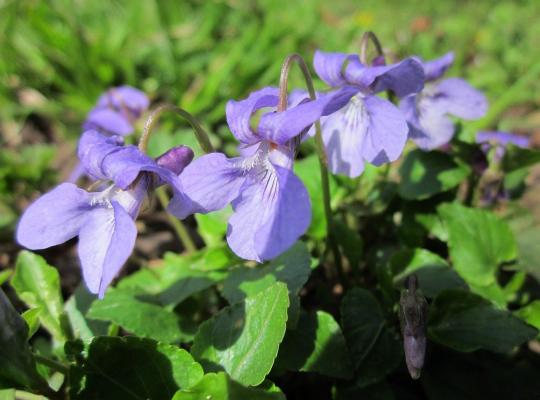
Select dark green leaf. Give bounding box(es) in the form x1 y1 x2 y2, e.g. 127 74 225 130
341 288 402 387
295 155 338 239
274 311 352 379
398 150 470 200
335 220 363 269
438 202 517 287
192 282 289 386
221 242 311 304
12 251 68 343
119 247 232 307
502 145 540 172
172 372 285 400
428 289 537 353
335 380 395 400
0 288 47 391
390 248 466 297
72 337 203 400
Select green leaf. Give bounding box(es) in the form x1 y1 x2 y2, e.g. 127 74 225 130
118 247 232 307
0 389 15 400
0 270 12 286
428 289 537 353
295 155 338 239
72 337 204 400
192 282 289 386
502 145 540 172
335 220 363 269
12 251 68 343
64 285 108 341
335 380 395 400
515 300 540 331
221 242 310 328
513 225 540 282
21 308 41 340
221 242 311 304
172 372 285 400
398 150 470 200
0 288 47 391
194 208 230 247
274 311 352 379
390 248 466 297
438 202 517 287
87 289 184 343
341 288 402 387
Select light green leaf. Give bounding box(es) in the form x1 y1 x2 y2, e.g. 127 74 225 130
0 288 47 391
64 285 108 341
438 202 517 287
12 251 68 343
341 288 402 387
398 150 470 200
172 372 285 400
0 270 12 286
192 282 289 386
515 300 540 331
390 248 466 297
274 311 352 379
87 289 184 343
21 308 41 340
195 207 230 247
428 289 537 353
72 337 203 400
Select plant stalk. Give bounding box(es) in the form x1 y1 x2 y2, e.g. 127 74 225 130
278 54 344 281
156 187 197 254
139 104 214 154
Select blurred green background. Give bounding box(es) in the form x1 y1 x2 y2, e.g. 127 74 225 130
0 0 539 240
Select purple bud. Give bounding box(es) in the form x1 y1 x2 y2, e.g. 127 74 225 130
156 146 194 175
404 334 426 379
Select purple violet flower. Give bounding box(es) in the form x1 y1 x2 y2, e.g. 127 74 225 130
69 86 150 183
400 52 488 150
312 50 425 177
476 131 530 154
16 130 193 297
180 87 343 262
83 85 150 137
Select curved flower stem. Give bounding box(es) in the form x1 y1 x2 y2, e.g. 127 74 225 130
138 104 214 154
138 105 213 253
278 54 344 282
155 186 197 254
359 31 394 103
359 31 384 65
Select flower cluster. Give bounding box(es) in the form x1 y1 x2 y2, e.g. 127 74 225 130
16 47 489 297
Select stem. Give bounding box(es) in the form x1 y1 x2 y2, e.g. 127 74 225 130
278 54 344 280
359 31 394 102
34 354 69 375
139 104 214 154
107 322 120 336
156 186 197 254
359 31 384 65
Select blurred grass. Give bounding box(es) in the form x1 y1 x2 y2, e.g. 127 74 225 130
0 0 539 234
